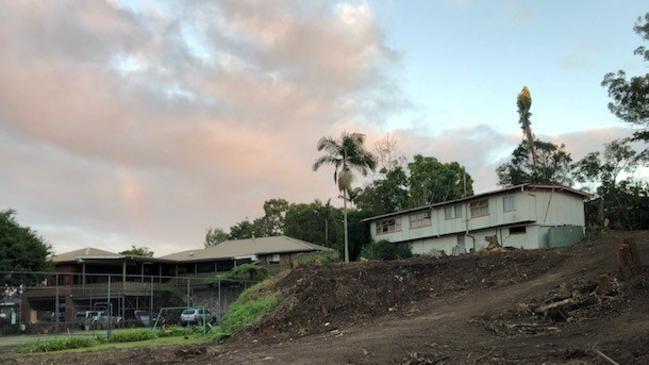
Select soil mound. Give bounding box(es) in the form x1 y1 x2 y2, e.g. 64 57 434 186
245 248 569 340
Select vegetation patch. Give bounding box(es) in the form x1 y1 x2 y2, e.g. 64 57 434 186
361 240 413 261
109 328 158 343
21 336 102 353
295 253 338 267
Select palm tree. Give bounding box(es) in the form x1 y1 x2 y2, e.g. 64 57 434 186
313 132 377 262
517 86 537 168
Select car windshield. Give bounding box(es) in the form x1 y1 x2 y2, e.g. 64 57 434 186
182 309 197 315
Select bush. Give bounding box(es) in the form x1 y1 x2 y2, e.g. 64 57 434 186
226 263 269 281
22 336 102 353
295 253 337 267
109 328 157 343
213 280 282 340
157 325 194 338
361 240 412 261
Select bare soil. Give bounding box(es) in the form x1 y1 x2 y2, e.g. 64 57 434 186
4 230 649 365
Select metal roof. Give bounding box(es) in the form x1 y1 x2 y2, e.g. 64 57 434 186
159 235 334 262
361 184 590 222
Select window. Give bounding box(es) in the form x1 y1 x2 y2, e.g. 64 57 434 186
509 226 526 235
409 211 431 229
444 205 463 220
503 194 516 212
376 218 401 235
470 199 489 218
268 254 280 264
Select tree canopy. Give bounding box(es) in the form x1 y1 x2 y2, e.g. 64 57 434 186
408 155 473 206
119 245 154 257
602 12 649 145
496 140 573 186
204 227 229 247
0 210 52 285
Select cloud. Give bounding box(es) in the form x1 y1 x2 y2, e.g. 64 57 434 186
0 0 401 254
0 1 636 256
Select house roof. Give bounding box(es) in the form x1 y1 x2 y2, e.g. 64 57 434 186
361 184 590 222
51 247 121 263
51 247 175 263
159 235 334 262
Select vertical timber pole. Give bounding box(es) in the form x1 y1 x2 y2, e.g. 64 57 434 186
55 274 60 332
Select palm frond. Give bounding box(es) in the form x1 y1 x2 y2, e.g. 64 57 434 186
316 136 341 155
312 155 341 172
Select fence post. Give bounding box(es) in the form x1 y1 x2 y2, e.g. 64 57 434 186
186 279 190 307
217 278 221 322
55 274 60 332
150 276 154 328
107 275 112 341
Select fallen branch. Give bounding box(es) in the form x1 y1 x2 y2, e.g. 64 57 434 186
592 349 620 365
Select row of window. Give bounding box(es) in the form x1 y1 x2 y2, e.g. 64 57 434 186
375 194 517 235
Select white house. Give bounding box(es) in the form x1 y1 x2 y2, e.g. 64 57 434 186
363 184 590 255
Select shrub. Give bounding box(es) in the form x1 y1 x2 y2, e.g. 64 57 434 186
109 328 157 343
295 253 337 267
361 240 412 261
226 263 269 281
157 325 194 338
214 279 282 340
22 336 102 353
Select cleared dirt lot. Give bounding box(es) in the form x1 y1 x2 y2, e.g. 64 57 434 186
4 231 649 364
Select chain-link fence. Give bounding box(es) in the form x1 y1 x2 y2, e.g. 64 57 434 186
0 271 254 342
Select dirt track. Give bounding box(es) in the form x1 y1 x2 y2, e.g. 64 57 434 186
5 231 649 364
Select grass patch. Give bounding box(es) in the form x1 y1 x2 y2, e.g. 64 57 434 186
295 253 338 267
210 277 284 340
108 328 157 343
21 336 103 353
20 326 208 353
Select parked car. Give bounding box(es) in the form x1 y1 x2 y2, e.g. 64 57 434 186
180 308 216 326
74 310 122 330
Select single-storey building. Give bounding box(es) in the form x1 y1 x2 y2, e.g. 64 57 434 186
363 184 590 255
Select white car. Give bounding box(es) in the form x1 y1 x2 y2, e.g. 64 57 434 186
180 308 216 325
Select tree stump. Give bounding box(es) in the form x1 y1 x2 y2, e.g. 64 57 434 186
618 241 641 280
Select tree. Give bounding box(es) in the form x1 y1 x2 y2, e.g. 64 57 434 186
602 13 649 146
229 218 267 240
573 138 649 229
497 140 573 186
517 86 537 166
260 198 289 236
355 166 410 216
408 154 473 206
373 134 405 172
0 209 52 286
119 245 154 257
313 131 377 262
204 227 229 247
284 200 341 250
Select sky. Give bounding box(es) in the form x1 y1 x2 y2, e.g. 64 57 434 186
0 0 647 255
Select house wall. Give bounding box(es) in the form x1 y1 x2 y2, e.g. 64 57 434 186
370 189 585 255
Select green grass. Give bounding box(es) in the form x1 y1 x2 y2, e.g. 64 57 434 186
108 328 157 343
210 279 283 341
21 336 103 353
19 326 208 353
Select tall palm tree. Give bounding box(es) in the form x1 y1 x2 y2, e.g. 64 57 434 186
313 132 377 262
517 86 537 168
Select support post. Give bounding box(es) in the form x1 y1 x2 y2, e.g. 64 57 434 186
82 263 86 293
150 276 154 328
186 279 190 307
55 274 60 332
217 278 221 321
107 275 112 340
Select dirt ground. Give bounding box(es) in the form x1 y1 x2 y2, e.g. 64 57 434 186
4 230 649 365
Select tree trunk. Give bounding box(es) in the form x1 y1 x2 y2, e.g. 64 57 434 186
525 126 537 168
343 191 349 263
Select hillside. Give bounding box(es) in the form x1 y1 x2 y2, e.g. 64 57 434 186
8 231 649 364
